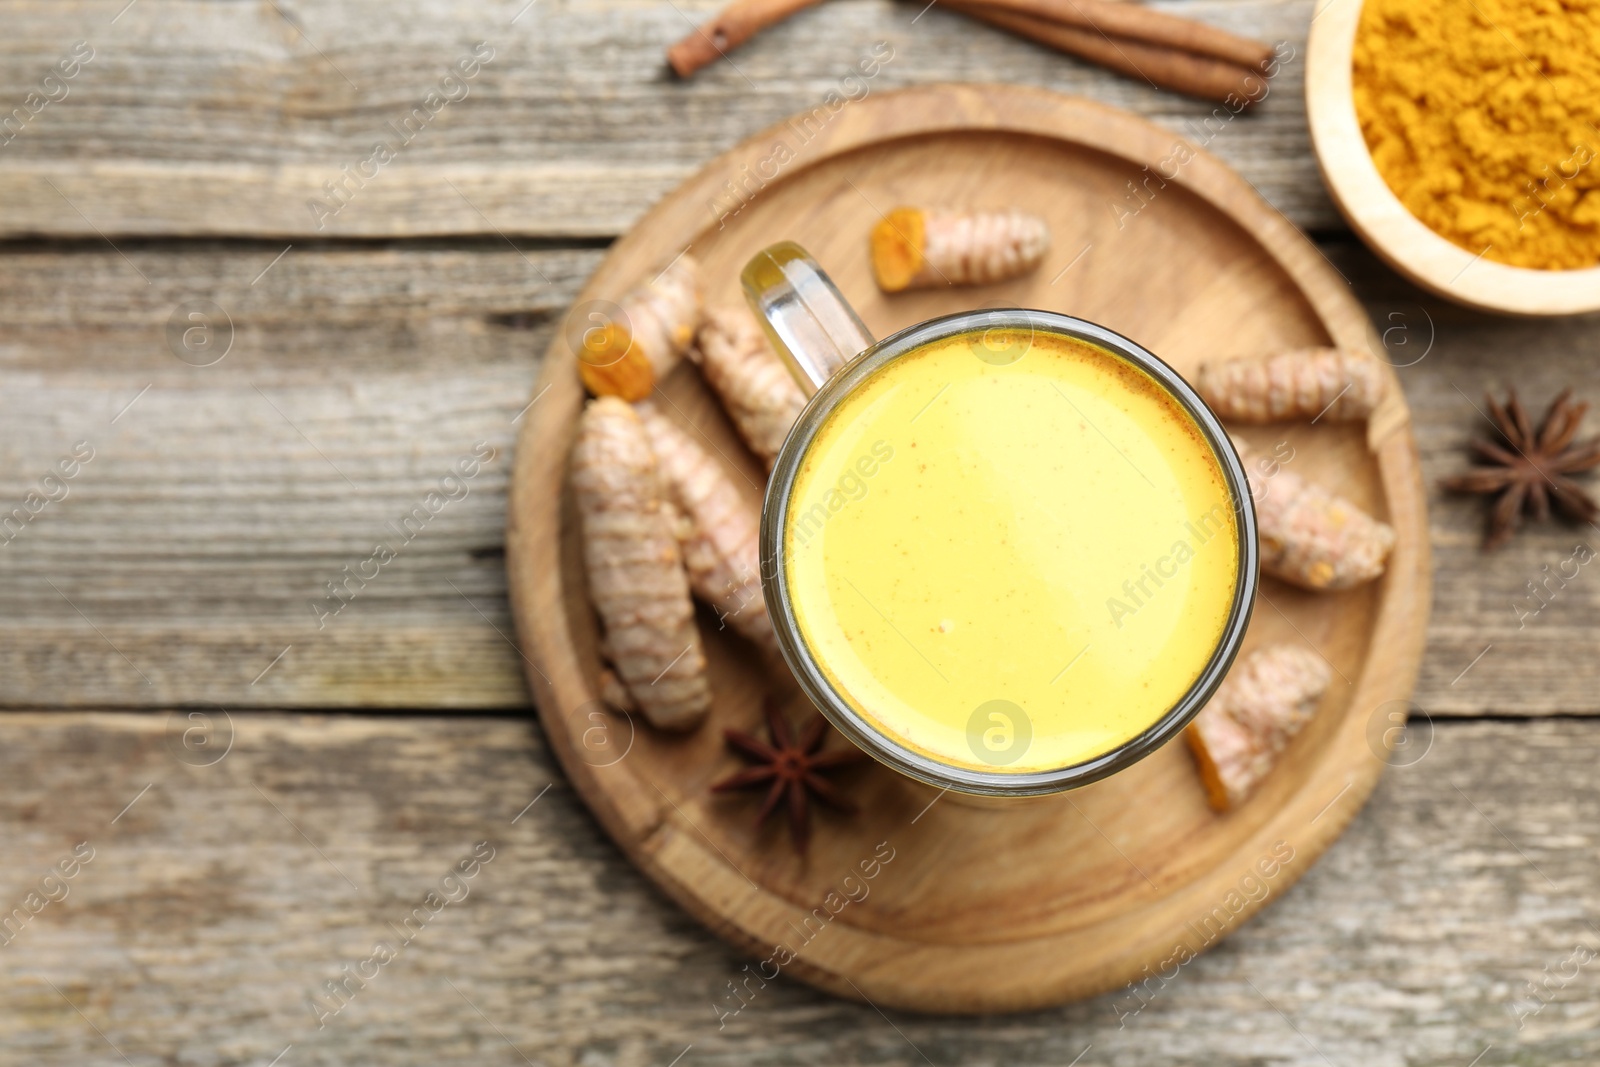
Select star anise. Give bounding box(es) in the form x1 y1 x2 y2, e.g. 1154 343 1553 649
1442 387 1600 549
711 699 868 853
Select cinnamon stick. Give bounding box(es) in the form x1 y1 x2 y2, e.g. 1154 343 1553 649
665 0 1278 100
977 0 1275 72
946 1 1269 106
667 0 827 78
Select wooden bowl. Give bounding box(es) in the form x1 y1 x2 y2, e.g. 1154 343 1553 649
1305 0 1600 315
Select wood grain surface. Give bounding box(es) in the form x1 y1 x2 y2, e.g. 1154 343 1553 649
4 712 1598 1066
4 0 1600 1058
0 0 1328 237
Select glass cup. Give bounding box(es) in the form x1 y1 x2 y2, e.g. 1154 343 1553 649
742 242 1259 797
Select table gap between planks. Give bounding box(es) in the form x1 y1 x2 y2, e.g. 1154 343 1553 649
2 1 1598 1065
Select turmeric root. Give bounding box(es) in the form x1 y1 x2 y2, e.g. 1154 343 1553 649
1237 440 1396 590
1197 347 1386 423
689 305 807 469
635 401 778 658
571 397 711 730
1186 644 1331 811
598 668 636 714
577 255 704 402
870 207 1050 292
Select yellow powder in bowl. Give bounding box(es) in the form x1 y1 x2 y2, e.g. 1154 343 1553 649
1353 0 1600 271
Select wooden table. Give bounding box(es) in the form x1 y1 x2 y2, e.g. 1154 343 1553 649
3 1 1596 1063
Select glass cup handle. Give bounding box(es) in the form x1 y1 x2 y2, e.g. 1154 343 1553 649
740 242 876 397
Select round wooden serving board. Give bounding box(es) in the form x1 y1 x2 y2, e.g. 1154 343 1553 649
506 83 1431 1013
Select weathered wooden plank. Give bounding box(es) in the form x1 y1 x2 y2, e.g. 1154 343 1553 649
0 243 592 709
0 0 1332 237
2 242 1599 712
1 712 1594 1065
1324 242 1600 716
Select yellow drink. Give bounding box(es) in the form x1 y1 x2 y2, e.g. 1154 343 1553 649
783 329 1240 775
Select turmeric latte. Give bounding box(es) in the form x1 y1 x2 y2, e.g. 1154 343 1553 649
782 330 1241 776
1354 0 1600 270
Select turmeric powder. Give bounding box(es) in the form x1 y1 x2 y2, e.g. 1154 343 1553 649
1353 0 1600 270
